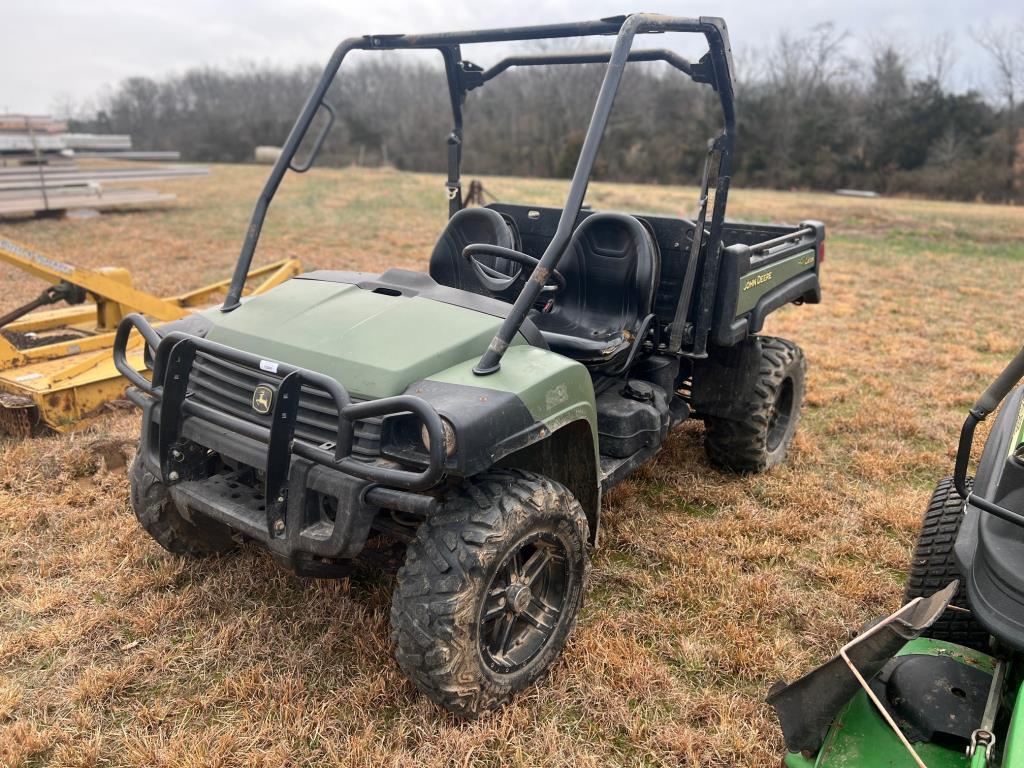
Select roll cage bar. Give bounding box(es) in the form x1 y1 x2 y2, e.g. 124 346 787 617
222 13 737 371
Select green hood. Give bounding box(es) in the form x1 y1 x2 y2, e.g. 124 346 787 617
205 278 519 398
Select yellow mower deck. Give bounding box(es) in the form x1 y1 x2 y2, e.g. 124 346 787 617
0 234 300 435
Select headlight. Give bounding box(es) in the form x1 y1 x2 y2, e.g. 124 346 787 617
421 417 457 458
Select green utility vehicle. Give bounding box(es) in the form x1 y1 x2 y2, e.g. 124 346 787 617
768 344 1024 766
115 13 825 716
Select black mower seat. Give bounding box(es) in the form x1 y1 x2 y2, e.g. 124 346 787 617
531 212 660 366
428 207 518 299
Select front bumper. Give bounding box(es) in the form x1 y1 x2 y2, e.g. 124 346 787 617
115 313 446 566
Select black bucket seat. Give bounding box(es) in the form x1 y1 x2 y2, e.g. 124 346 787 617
531 212 660 368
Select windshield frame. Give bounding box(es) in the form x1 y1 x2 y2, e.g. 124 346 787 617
221 13 736 371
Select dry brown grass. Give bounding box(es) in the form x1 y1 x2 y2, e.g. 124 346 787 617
1 165 1023 766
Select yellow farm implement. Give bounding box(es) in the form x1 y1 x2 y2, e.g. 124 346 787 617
0 234 300 435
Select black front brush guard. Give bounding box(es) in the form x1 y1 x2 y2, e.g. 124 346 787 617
113 314 448 501
954 342 1024 530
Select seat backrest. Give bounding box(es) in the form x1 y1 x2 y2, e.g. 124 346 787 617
547 212 660 338
428 207 517 297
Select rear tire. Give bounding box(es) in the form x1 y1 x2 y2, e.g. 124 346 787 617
390 469 589 718
129 453 237 558
704 336 805 472
904 476 990 652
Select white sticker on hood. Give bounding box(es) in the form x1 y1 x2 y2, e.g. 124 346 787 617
259 360 279 374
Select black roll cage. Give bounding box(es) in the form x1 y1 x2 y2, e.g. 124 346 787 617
221 13 737 371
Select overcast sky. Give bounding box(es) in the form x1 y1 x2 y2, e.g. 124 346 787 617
3 1 1022 115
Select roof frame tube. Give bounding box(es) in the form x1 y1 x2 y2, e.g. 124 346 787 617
462 49 695 90
221 14 735 330
472 13 730 373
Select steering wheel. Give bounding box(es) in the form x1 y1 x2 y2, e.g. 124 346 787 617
462 244 565 299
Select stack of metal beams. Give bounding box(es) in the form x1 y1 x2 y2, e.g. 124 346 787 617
0 115 161 158
0 115 67 133
0 115 206 216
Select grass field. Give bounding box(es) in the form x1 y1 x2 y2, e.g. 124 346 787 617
2 165 1024 767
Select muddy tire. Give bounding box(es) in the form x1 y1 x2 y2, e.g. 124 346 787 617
390 469 589 718
129 453 237 558
904 476 990 652
704 336 805 472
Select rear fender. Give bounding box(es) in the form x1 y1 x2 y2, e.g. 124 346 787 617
955 384 1024 578
955 384 1024 642
971 384 1024 502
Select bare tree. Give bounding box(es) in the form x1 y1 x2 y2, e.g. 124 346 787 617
72 27 1019 202
971 23 1024 196
921 31 957 87
758 23 854 183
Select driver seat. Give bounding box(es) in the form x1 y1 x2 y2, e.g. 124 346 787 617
428 207 518 298
531 213 660 368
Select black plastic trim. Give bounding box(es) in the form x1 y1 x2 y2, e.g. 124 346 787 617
381 379 541 476
955 384 1024 649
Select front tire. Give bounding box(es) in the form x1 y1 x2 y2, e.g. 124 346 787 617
390 469 589 717
904 476 989 651
129 453 237 558
704 336 805 472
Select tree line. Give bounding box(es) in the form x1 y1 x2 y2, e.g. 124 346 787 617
72 24 1024 202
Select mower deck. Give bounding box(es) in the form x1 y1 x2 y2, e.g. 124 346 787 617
0 234 301 434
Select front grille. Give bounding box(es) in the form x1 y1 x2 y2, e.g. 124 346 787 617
187 352 382 461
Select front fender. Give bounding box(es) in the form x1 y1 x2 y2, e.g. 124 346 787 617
403 345 598 477
385 346 602 541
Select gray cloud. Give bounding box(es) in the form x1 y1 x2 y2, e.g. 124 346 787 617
3 0 1021 114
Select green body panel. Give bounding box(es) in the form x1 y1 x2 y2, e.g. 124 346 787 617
200 278 599 465
736 248 816 316
784 638 996 768
783 753 817 768
1007 396 1024 457
1004 674 1024 766
204 279 528 399
427 344 598 456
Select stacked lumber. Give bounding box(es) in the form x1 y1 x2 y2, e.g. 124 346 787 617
0 115 206 216
0 115 177 161
0 115 67 133
0 134 65 154
0 165 209 192
61 133 133 151
0 187 177 215
71 150 181 161
0 131 131 156
0 163 209 215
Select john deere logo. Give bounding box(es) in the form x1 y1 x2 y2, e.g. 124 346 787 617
252 385 274 414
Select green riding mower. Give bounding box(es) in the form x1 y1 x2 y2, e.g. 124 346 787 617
769 344 1024 766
